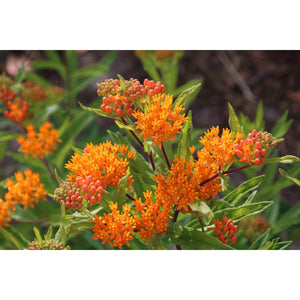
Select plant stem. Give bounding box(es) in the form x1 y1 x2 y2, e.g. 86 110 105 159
161 143 171 169
33 203 49 218
41 157 58 184
121 117 156 172
126 193 135 201
199 164 250 187
64 51 73 119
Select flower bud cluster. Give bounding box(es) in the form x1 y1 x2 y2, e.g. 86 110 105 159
28 239 64 250
98 77 166 118
209 216 238 245
234 129 277 166
0 87 30 124
21 81 48 102
54 176 103 211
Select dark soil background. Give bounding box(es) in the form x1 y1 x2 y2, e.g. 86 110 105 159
1 50 300 247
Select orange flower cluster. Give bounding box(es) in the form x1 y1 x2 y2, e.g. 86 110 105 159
5 169 47 210
0 87 30 124
21 81 48 102
133 93 188 148
92 190 172 248
65 141 135 189
155 127 241 209
208 216 238 245
154 50 176 60
98 78 165 118
92 202 136 248
0 199 13 231
234 129 277 166
133 190 172 243
17 122 61 159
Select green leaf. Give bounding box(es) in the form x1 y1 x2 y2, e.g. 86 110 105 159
117 74 126 91
228 103 244 137
6 152 44 169
219 175 265 207
55 203 67 246
31 60 66 80
249 228 272 250
115 120 135 131
1 228 23 250
172 81 202 111
79 102 116 120
24 72 52 87
44 50 63 64
255 101 265 130
0 141 8 162
279 168 300 186
67 221 93 237
0 131 23 142
189 201 214 225
54 169 64 184
167 226 233 250
139 57 161 82
66 50 78 74
112 176 128 208
271 110 293 138
70 145 83 155
173 79 204 97
265 155 300 164
177 110 193 162
45 225 53 240
33 227 43 247
213 201 273 223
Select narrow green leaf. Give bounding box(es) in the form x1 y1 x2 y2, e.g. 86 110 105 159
115 120 135 131
67 221 93 237
55 203 67 245
70 145 83 155
45 225 53 241
167 226 233 250
0 131 23 142
1 228 23 250
6 152 44 169
265 155 300 164
79 102 116 120
0 141 8 162
279 168 300 186
228 103 244 137
249 228 272 250
33 227 43 247
177 110 193 161
172 81 202 111
112 176 128 208
44 50 63 64
214 201 273 223
117 74 126 91
54 169 64 184
255 101 265 130
139 57 161 82
271 110 293 138
31 60 66 80
66 50 78 74
220 175 265 206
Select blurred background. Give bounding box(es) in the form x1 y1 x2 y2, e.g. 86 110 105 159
0 50 299 248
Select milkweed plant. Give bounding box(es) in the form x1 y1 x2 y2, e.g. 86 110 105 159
0 51 299 250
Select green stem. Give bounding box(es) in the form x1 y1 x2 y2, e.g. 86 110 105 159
40 157 58 184
121 117 156 171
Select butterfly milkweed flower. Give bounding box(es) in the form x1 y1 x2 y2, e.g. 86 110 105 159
17 122 61 159
65 141 135 189
4 169 47 210
92 202 136 248
133 94 188 148
133 190 172 243
0 199 13 231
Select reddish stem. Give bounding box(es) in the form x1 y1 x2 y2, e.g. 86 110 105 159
161 143 171 169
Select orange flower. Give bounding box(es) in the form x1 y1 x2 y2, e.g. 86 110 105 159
134 190 172 243
17 122 61 159
155 156 202 210
0 199 13 231
199 126 242 170
4 169 47 210
65 141 135 189
133 94 188 148
92 202 136 248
